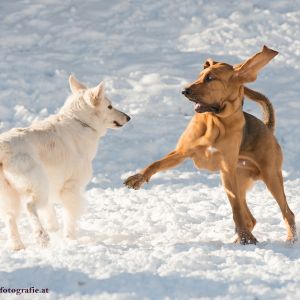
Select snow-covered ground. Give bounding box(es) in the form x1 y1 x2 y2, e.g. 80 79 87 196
0 0 300 299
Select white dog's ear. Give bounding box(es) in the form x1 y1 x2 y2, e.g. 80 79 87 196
90 81 105 106
69 75 87 93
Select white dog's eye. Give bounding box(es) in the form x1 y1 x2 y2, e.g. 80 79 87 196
108 105 112 109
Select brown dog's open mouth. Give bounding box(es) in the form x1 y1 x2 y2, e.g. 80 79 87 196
114 121 123 127
182 92 221 114
194 102 221 114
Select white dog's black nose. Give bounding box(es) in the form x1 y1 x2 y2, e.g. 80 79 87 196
182 88 192 95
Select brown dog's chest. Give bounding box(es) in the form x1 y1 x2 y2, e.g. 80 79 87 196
191 145 258 174
191 145 222 171
180 112 260 173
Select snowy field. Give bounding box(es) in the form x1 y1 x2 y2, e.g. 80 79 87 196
0 0 300 299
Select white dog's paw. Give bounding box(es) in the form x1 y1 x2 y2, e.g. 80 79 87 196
64 228 77 240
36 230 50 247
46 220 60 232
8 240 25 251
65 234 76 240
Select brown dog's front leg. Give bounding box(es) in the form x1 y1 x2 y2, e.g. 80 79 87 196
124 150 187 190
220 168 258 245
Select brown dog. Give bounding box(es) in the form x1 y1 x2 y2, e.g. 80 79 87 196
124 46 297 245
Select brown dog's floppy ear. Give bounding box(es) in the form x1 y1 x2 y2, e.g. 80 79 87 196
203 58 217 69
234 45 278 83
69 75 87 93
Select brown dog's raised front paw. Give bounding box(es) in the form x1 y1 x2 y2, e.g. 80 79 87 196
124 173 146 190
235 229 258 245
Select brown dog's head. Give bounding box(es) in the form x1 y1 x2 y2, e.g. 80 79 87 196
182 46 278 117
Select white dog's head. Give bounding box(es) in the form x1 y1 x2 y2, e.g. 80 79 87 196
61 75 130 134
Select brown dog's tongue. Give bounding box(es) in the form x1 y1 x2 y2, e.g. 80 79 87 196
195 103 220 114
195 103 202 113
195 103 208 113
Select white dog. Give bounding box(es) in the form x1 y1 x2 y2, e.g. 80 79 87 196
0 75 130 250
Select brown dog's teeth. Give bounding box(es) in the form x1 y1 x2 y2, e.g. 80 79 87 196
195 103 204 113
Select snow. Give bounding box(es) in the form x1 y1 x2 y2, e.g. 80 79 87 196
0 0 300 299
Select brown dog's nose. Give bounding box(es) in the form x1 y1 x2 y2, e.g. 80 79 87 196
125 114 131 122
182 88 192 95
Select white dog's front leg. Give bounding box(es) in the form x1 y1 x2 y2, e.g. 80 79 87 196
25 199 50 247
41 203 59 232
63 213 77 239
60 184 84 240
6 214 25 251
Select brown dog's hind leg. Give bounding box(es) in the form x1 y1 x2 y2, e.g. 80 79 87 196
262 169 297 243
232 168 257 243
220 168 258 245
237 168 257 232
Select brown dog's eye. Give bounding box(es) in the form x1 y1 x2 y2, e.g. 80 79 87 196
204 75 214 83
108 105 112 109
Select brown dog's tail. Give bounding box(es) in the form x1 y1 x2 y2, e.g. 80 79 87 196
244 86 275 132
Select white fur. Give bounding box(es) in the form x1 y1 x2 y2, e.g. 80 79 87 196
0 75 130 250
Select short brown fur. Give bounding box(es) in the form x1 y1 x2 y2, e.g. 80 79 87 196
124 46 296 244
